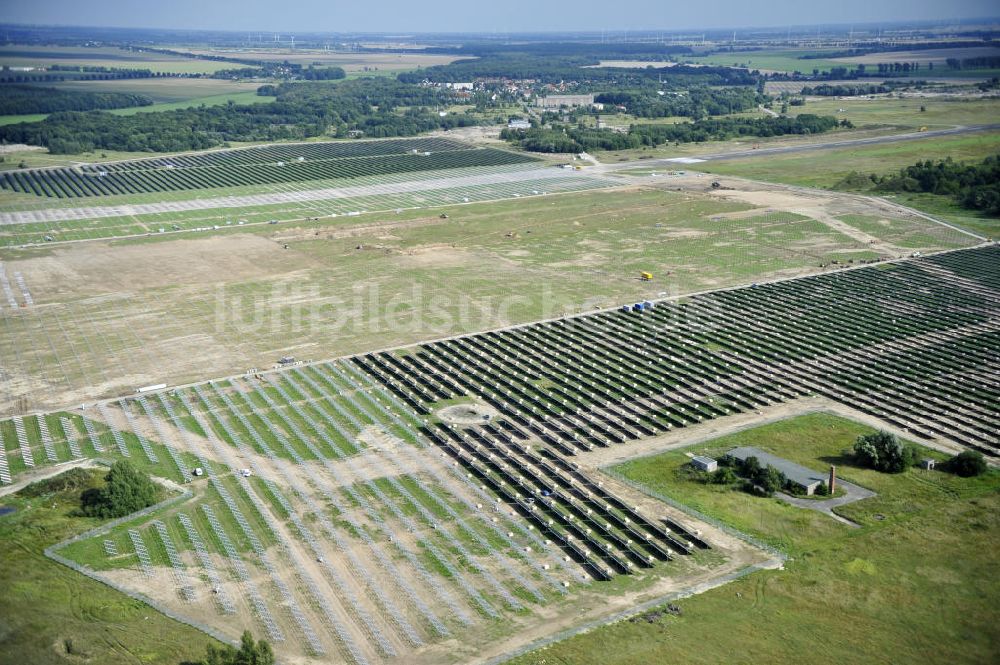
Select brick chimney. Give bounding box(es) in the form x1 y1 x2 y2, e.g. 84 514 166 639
829 465 836 494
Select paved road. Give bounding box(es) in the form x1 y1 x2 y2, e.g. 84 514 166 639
777 479 877 529
601 123 1000 168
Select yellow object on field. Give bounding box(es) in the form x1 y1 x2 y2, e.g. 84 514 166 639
640 272 653 281
919 126 928 132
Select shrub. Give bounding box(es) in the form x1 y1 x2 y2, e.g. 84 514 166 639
815 480 829 496
186 631 274 665
756 465 786 496
853 431 916 473
710 467 738 485
21 467 94 498
79 460 159 518
945 450 988 477
741 455 762 477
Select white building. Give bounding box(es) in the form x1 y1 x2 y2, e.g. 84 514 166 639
691 456 718 472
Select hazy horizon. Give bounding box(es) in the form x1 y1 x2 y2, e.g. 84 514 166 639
3 0 998 36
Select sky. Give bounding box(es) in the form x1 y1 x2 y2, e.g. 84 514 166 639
2 0 997 34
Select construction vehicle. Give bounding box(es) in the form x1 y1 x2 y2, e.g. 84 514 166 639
640 271 653 281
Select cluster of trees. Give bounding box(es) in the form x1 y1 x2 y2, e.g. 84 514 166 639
853 431 918 473
946 56 1000 70
594 87 764 119
502 113 846 153
800 83 892 96
721 456 789 497
183 631 274 665
212 65 346 81
424 41 694 59
0 78 472 153
873 62 924 74
977 77 1000 92
0 84 152 115
944 450 988 477
853 431 989 477
399 55 756 87
78 460 160 519
873 155 1000 215
0 67 169 84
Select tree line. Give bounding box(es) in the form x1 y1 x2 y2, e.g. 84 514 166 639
800 83 892 96
0 78 472 153
0 65 169 84
212 65 346 81
873 155 1000 215
399 55 757 87
0 84 153 115
946 56 1000 69
501 114 846 153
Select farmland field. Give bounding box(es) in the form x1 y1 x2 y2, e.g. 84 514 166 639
0 45 236 74
831 45 1000 67
48 77 268 104
168 47 469 73
0 79 273 127
679 48 845 73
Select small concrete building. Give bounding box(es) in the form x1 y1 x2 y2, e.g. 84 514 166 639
920 458 936 470
691 455 717 472
725 446 824 495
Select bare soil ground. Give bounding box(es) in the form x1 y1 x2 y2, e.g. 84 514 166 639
832 46 1000 66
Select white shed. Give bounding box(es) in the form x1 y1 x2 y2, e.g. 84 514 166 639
692 456 718 472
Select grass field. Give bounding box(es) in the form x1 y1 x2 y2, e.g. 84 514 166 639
46 78 266 104
680 48 845 73
689 131 1000 237
879 192 1000 239
512 413 1000 665
0 467 213 665
789 97 1000 132
693 132 1000 188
